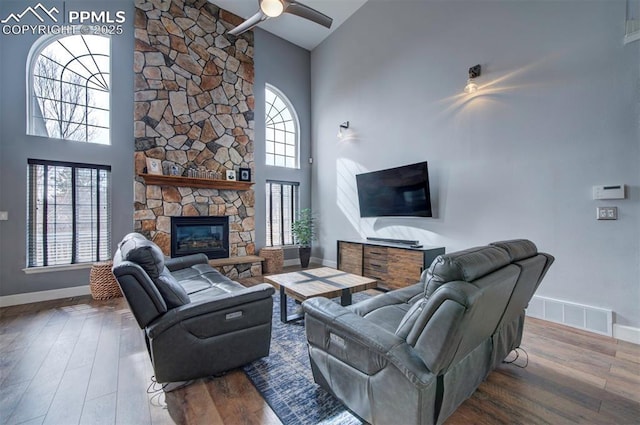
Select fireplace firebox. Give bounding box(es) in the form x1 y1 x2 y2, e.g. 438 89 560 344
170 216 229 259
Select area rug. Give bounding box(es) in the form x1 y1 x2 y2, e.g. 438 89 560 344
243 293 368 425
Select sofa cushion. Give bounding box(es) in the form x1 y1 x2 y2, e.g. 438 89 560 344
178 277 214 295
156 268 191 308
188 286 239 303
119 234 165 279
490 239 537 261
424 246 511 297
173 264 245 296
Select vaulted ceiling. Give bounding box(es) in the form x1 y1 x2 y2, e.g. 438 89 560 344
210 0 368 50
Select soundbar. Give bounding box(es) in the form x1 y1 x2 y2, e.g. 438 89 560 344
366 237 419 246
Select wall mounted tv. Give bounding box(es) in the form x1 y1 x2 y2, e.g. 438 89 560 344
356 161 432 218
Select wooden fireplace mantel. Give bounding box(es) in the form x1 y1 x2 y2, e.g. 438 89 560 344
138 173 253 190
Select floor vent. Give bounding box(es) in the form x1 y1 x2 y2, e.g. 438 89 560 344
526 296 613 337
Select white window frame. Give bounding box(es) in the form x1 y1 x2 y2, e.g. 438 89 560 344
265 84 300 169
26 31 111 144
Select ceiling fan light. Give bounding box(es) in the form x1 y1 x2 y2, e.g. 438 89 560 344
260 0 285 17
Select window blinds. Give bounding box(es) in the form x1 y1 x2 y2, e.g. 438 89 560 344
27 159 111 267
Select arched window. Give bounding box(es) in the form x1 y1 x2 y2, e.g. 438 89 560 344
265 85 298 168
28 34 110 144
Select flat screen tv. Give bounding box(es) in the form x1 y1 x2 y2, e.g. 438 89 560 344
356 161 432 218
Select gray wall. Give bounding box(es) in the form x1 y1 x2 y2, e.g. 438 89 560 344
254 29 311 260
311 1 640 327
0 0 134 297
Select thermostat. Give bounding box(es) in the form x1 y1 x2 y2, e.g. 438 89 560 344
593 184 625 200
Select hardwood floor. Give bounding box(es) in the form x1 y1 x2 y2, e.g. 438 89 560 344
0 295 279 425
449 319 640 424
1 292 638 425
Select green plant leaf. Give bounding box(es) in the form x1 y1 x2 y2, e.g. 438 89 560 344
291 208 316 247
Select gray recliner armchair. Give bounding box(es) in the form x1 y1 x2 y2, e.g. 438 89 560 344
112 233 275 383
303 239 553 424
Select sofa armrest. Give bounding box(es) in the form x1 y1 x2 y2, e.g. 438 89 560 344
164 253 209 272
147 283 275 338
303 297 434 384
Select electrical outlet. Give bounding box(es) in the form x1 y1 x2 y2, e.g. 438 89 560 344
0 211 7 221
596 207 617 220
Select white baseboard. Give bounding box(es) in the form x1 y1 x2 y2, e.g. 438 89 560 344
284 257 335 268
0 285 90 308
319 258 337 268
526 295 640 345
526 295 613 337
613 324 640 345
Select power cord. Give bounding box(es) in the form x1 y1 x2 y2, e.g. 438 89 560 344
503 347 529 368
147 376 167 408
146 376 194 408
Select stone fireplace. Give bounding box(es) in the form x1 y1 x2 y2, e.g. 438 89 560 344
133 0 257 277
171 216 229 259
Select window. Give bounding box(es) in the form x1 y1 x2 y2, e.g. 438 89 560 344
266 181 299 247
265 85 298 168
27 159 111 267
28 34 110 144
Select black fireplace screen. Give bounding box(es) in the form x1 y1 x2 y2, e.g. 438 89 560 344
170 216 229 259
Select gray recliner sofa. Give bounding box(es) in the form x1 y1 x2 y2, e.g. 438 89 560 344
302 239 553 424
112 233 275 383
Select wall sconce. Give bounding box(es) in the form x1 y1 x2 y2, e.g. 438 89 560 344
337 121 350 139
464 64 481 93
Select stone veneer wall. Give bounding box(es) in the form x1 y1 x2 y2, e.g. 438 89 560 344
133 0 256 276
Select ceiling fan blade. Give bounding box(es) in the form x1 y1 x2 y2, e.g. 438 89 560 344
284 1 333 29
228 10 267 36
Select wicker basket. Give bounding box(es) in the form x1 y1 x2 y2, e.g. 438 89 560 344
90 261 122 300
259 247 284 274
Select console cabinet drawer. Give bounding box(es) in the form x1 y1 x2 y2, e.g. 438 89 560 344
363 272 387 283
363 256 387 269
363 262 387 273
363 266 388 282
364 246 388 258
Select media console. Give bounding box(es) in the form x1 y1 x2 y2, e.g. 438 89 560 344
337 240 445 291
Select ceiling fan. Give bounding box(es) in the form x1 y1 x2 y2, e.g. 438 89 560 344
228 0 333 36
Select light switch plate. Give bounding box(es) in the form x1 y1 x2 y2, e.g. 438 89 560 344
0 211 8 221
596 207 618 220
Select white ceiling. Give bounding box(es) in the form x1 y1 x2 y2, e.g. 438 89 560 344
210 0 368 50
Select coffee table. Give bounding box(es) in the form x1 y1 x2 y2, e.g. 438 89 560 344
264 267 378 323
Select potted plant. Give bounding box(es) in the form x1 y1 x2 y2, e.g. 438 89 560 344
291 208 316 268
